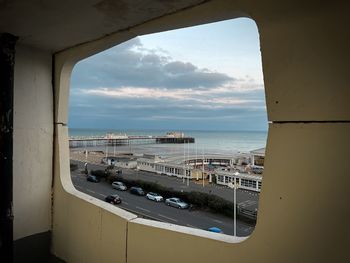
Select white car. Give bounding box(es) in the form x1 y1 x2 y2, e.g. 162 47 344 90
111 181 127 191
146 192 163 202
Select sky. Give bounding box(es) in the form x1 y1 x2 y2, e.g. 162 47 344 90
69 18 267 131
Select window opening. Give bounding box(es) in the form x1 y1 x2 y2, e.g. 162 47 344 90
69 18 267 237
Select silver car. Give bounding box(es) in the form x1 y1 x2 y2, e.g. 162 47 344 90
111 181 127 191
146 192 163 202
165 197 189 209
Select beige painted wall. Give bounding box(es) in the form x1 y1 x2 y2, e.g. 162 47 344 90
51 0 350 262
13 44 53 240
52 124 137 263
127 123 350 263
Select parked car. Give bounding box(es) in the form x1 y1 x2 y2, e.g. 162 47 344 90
251 165 264 174
112 181 127 191
87 175 99 183
165 197 189 209
105 194 122 205
130 187 145 196
207 227 223 233
146 192 163 202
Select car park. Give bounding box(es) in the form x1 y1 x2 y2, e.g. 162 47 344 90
112 181 127 191
146 192 163 202
87 175 99 183
130 187 145 196
165 197 189 209
105 194 122 205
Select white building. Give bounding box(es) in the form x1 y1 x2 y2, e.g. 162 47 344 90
215 167 262 192
137 154 159 173
250 147 266 166
136 153 252 180
101 156 137 169
136 153 263 189
137 154 193 178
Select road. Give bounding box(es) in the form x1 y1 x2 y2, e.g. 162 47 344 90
71 160 260 204
71 170 255 237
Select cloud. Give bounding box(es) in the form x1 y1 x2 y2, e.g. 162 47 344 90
69 37 266 131
81 86 257 103
164 61 197 74
71 37 235 90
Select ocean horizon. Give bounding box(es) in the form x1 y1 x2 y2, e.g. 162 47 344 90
69 127 267 156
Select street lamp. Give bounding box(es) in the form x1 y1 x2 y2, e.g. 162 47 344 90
233 171 239 237
187 140 190 187
84 141 88 162
183 142 185 184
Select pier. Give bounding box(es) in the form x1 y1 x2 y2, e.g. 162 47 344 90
69 133 195 148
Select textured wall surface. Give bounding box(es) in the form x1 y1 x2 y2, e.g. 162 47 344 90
13 45 53 240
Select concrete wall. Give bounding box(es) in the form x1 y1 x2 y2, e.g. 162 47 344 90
50 0 350 262
13 44 53 240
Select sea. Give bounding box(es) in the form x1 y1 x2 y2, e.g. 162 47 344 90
69 128 267 157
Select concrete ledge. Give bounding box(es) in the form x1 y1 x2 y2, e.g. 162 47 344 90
129 217 248 244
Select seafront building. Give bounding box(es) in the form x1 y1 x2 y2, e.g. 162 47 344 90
101 156 138 169
134 149 265 192
215 168 262 192
250 147 265 166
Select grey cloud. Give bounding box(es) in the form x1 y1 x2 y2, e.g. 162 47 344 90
164 61 197 74
71 37 235 89
141 53 167 65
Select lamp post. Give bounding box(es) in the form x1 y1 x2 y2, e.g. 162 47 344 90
183 142 185 184
202 146 205 188
84 141 88 162
187 140 190 187
196 143 198 181
233 171 239 237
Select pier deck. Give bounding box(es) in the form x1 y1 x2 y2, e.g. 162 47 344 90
69 135 195 148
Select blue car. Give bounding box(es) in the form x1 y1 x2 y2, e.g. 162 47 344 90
207 227 223 233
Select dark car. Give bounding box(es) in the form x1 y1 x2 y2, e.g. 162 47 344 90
87 175 99 183
105 194 122 205
130 187 145 196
